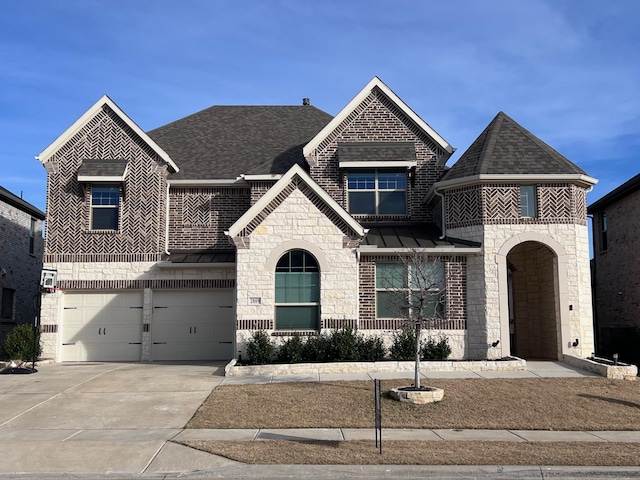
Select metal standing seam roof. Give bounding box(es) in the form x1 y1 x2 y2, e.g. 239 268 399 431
168 250 236 264
147 105 333 180
361 223 481 250
442 111 586 182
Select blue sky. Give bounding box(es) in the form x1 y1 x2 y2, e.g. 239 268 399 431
2 0 639 217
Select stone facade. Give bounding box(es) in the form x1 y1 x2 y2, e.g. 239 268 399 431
0 196 45 347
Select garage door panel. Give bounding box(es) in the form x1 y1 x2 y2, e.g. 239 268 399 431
62 292 143 362
152 290 234 361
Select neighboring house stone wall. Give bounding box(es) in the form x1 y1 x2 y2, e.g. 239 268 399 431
43 105 169 263
0 201 44 346
592 189 640 365
168 187 250 250
309 87 446 223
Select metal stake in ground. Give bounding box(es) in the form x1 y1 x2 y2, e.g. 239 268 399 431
374 378 382 454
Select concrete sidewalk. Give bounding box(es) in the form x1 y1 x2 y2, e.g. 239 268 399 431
175 427 640 443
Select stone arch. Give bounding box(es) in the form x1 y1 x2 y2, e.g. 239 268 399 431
266 239 330 273
496 232 569 360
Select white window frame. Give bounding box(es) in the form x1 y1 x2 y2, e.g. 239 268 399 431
520 185 537 218
347 169 407 215
90 184 120 231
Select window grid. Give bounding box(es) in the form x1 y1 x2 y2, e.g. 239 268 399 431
347 170 407 215
275 250 320 330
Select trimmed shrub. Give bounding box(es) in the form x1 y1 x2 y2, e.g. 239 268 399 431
357 335 386 361
301 333 331 362
276 335 305 364
4 324 42 361
245 330 275 365
422 335 452 360
328 326 361 361
389 328 417 361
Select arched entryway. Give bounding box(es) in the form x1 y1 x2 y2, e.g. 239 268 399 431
506 241 559 359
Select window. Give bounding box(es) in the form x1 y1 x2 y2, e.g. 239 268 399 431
1 288 15 322
29 218 36 255
347 170 406 215
376 261 444 319
275 250 320 330
601 213 608 252
91 185 120 230
520 185 536 217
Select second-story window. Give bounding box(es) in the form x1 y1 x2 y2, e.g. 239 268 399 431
601 213 608 252
29 218 36 255
520 185 536 218
91 185 120 230
347 170 406 215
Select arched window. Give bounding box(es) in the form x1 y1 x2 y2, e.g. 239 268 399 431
275 250 319 330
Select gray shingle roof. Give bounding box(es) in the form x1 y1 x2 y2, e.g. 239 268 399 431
147 106 333 180
338 142 416 163
0 185 45 220
443 112 585 181
588 172 640 213
77 160 128 177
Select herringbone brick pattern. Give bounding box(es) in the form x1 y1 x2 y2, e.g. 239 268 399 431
43 105 169 263
447 186 482 229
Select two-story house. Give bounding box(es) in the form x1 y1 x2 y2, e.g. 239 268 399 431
0 186 45 349
36 77 596 363
588 173 640 366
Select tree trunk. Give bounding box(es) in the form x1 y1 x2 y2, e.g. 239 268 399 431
414 323 421 389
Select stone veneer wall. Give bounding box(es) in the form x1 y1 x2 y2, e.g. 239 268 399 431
0 201 44 345
39 261 235 361
448 223 593 360
308 87 446 223
234 188 360 354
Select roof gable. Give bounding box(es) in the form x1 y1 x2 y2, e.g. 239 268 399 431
303 77 454 161
444 112 586 180
226 164 366 239
36 95 178 173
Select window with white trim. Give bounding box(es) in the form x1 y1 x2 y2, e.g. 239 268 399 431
376 261 444 319
347 169 406 215
91 185 120 230
520 185 536 218
275 250 320 330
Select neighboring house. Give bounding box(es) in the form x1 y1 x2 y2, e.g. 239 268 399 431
36 77 596 363
0 186 45 348
588 173 640 366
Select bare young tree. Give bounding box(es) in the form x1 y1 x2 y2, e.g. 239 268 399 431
377 251 446 389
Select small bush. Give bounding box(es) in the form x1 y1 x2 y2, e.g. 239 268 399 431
245 330 275 365
4 324 42 361
301 333 331 362
328 327 361 361
358 335 386 361
389 328 417 360
276 335 305 363
422 335 452 360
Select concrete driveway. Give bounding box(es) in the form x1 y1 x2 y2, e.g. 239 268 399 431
0 362 239 474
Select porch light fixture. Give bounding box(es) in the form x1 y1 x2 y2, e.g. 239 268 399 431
572 339 579 347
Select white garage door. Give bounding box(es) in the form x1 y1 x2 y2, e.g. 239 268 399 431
62 292 143 362
151 290 234 361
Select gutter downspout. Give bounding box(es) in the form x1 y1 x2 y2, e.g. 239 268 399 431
165 183 170 255
433 187 446 240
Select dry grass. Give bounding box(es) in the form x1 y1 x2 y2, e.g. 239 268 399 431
181 440 640 466
187 378 640 431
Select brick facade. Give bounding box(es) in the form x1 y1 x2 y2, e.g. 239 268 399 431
0 196 44 348
591 188 640 365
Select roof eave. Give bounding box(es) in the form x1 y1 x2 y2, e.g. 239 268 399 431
433 174 598 191
358 246 481 254
588 173 640 213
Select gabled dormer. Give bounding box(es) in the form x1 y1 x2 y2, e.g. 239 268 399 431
428 112 597 232
36 95 178 262
303 77 455 223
